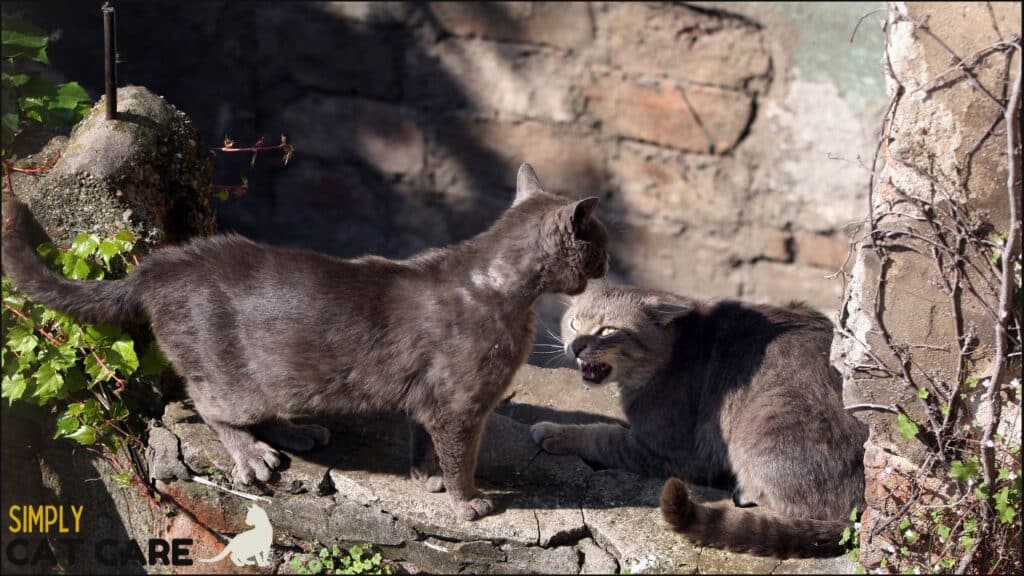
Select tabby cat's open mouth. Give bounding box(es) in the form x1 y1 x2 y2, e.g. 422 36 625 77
580 361 612 384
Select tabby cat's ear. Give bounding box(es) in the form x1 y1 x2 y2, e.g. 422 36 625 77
557 197 600 234
514 162 544 206
642 295 692 325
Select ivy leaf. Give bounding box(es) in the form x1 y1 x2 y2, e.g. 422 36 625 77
84 324 121 347
84 353 112 383
54 411 79 438
98 239 122 266
995 486 1017 524
110 337 139 375
71 232 100 258
67 424 98 445
896 413 919 441
114 229 135 249
950 458 981 483
0 14 49 63
70 258 92 280
2 373 28 403
53 82 89 110
32 362 64 402
7 327 38 355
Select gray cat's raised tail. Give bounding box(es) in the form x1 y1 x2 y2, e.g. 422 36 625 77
660 478 849 558
2 198 142 325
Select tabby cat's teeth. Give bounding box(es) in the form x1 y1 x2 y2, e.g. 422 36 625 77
580 361 612 384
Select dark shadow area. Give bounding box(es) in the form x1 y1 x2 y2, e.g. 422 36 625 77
7 1 605 260
1 405 147 574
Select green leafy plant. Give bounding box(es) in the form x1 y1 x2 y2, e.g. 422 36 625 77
2 231 169 451
287 542 392 575
1 12 91 152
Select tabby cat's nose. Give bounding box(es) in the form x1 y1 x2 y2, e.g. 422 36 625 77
571 339 589 358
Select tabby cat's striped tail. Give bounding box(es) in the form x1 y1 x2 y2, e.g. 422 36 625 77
660 477 849 558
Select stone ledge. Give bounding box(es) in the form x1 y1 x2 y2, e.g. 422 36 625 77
149 365 856 574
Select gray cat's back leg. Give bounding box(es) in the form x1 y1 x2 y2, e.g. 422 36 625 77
188 379 282 484
254 419 331 452
409 421 444 493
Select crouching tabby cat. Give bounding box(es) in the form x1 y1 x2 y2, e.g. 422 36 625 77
531 283 867 556
2 163 609 521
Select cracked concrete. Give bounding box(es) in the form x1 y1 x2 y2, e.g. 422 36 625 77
150 365 858 573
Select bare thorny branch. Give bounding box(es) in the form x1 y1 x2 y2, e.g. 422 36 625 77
980 39 1022 511
835 4 1022 573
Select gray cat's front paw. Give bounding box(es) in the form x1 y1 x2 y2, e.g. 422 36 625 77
454 493 494 521
530 422 576 455
230 441 281 484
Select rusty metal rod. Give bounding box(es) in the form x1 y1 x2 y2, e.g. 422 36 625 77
102 2 117 120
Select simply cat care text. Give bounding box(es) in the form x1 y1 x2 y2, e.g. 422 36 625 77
5 504 195 568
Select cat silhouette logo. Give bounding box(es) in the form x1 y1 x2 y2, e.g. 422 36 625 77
199 504 273 567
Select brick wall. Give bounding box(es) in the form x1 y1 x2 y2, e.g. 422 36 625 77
16 1 886 320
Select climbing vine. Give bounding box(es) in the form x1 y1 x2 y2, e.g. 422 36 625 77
2 231 170 495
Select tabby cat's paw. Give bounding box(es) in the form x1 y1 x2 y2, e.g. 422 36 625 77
410 467 445 493
530 422 576 455
454 493 495 521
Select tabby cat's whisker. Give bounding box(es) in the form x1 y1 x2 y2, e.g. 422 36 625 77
543 327 564 344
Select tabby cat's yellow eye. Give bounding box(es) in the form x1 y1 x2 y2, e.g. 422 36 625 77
600 327 618 337
570 318 581 331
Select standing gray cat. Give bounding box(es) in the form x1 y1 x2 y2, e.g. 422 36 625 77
531 283 866 556
2 163 609 521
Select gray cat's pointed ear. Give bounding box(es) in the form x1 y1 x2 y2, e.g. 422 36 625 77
514 163 544 206
558 196 600 233
643 295 692 325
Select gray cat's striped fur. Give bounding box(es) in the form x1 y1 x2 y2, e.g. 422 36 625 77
531 283 867 557
2 164 609 521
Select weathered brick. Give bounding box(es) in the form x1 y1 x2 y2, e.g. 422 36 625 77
411 39 581 122
608 141 745 229
609 143 697 220
609 226 740 300
280 96 424 175
794 230 852 270
428 2 594 49
737 261 844 312
435 117 604 200
729 227 792 263
593 3 770 88
586 74 753 153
